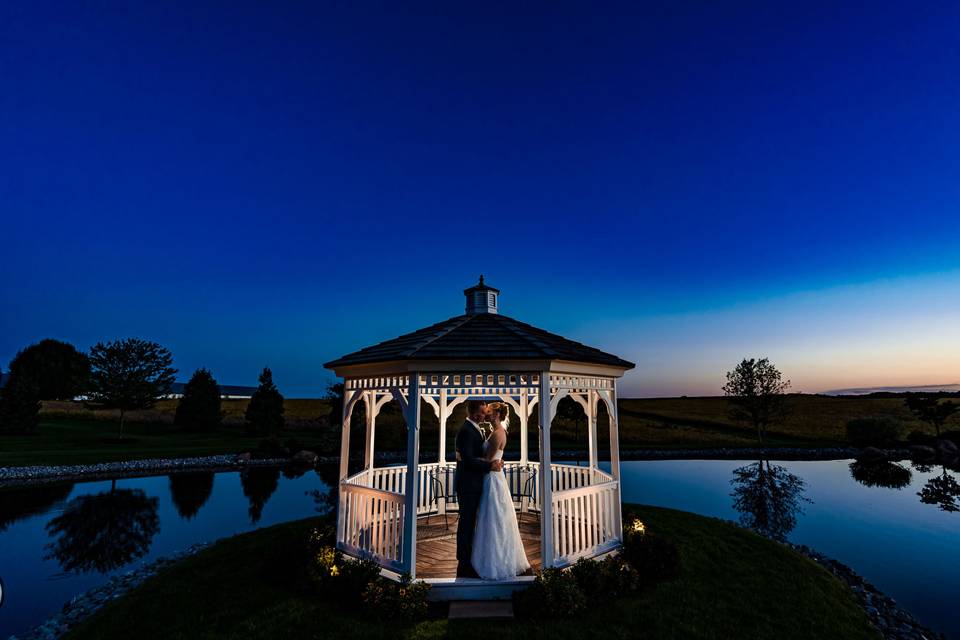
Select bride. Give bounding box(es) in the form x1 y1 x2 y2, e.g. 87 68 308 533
471 402 531 580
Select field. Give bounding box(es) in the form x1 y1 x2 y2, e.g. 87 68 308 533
0 395 938 467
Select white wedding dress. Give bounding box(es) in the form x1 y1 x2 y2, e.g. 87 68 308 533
471 439 530 580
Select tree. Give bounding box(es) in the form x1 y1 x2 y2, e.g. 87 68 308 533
904 395 959 437
87 338 176 439
168 471 215 520
918 467 960 513
245 367 285 435
722 357 791 444
45 482 160 573
730 460 810 541
174 368 222 431
0 369 41 434
6 338 90 400
556 396 585 445
324 382 344 427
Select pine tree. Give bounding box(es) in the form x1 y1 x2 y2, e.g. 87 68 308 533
245 367 285 435
174 368 222 431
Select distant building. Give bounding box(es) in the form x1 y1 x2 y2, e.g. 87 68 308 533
162 383 259 400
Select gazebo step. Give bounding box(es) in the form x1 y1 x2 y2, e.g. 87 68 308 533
448 600 514 619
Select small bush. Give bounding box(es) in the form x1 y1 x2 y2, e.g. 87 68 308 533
622 531 681 589
513 567 586 619
570 555 639 602
941 430 960 447
362 573 430 623
845 416 904 447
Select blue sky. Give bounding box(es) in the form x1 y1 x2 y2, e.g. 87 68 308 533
1 2 958 397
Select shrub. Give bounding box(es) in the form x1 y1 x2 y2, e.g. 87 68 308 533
361 573 430 623
513 567 586 619
908 429 936 445
0 372 41 434
845 416 904 447
570 555 639 602
622 530 681 589
941 430 960 447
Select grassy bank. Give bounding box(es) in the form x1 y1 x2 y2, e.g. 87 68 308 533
64 505 877 640
0 394 935 467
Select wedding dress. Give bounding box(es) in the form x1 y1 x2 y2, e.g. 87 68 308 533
470 438 530 580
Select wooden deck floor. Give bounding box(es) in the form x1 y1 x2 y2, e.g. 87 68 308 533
416 512 542 579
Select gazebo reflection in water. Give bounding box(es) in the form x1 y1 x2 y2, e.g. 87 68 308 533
325 278 634 600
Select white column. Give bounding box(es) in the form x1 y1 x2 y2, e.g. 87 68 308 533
538 371 555 568
363 392 376 471
338 385 352 482
519 389 529 464
438 389 448 465
402 374 421 576
587 389 598 469
609 382 623 539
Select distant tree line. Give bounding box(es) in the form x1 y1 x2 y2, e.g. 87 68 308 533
0 337 286 438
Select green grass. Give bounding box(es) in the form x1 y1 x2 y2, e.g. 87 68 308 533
64 505 877 640
0 394 937 467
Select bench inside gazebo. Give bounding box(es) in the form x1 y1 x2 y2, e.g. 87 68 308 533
325 278 635 600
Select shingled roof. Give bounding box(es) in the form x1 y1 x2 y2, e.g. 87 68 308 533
324 312 635 370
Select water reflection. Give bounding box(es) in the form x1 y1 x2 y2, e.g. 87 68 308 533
915 464 960 513
849 460 913 489
309 465 340 516
240 467 280 523
45 480 160 573
730 460 810 541
167 472 215 520
0 483 74 532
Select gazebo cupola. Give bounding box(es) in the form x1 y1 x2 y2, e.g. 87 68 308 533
325 279 635 600
463 275 499 315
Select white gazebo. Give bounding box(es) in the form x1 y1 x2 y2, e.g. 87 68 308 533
325 278 635 599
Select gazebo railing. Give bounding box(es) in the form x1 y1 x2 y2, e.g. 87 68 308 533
337 482 406 572
550 477 620 566
338 462 619 574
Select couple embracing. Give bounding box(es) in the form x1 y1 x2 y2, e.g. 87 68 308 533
454 399 531 580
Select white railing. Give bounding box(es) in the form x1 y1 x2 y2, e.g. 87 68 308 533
338 461 620 573
550 475 620 566
338 482 406 572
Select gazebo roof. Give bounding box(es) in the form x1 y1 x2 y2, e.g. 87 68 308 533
325 280 635 370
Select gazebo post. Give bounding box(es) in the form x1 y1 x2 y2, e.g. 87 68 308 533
519 388 529 464
587 389 598 470
401 374 421 576
363 392 376 471
609 381 623 538
538 371 555 568
339 384 352 482
437 389 448 465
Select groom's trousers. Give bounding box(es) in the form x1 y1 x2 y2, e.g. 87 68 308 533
456 491 481 573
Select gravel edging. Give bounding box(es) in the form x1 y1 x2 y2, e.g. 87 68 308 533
0 455 289 488
788 543 943 640
7 543 210 640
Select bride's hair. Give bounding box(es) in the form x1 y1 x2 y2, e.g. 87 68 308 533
486 402 510 430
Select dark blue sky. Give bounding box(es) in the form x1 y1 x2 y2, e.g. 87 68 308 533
2 2 959 396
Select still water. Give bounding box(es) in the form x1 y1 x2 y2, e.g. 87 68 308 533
0 459 957 638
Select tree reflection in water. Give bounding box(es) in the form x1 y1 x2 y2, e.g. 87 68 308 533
914 463 960 513
45 479 160 574
0 483 74 533
730 460 810 542
168 471 215 520
240 466 280 523
849 460 913 489
308 465 339 516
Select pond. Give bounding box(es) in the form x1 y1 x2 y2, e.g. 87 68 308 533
0 458 957 638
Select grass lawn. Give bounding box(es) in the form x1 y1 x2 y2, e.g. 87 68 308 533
65 505 877 640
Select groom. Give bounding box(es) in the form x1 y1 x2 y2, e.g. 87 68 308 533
454 399 503 578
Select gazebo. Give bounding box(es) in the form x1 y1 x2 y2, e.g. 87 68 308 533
324 278 635 599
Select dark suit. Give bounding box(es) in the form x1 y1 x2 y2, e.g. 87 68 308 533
454 419 492 576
